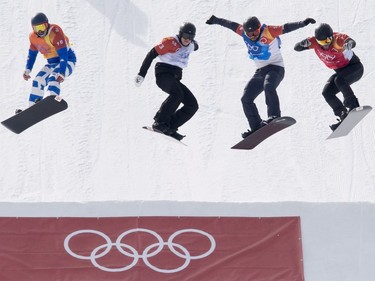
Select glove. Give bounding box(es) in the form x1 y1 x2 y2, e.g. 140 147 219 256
135 75 144 87
303 18 316 26
206 15 218 25
56 73 65 83
193 40 199 51
300 39 311 48
344 39 355 50
23 69 31 81
294 39 311 51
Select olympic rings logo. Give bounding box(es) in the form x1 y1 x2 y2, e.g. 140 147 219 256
64 228 216 274
246 44 260 52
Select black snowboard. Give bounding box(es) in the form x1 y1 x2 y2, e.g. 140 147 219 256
1 95 68 134
231 116 296 150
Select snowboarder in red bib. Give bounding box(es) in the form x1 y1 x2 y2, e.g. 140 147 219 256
294 23 364 131
135 23 199 141
206 15 315 138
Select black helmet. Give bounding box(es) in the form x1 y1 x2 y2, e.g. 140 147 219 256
315 23 333 40
31 12 49 37
31 12 48 26
243 16 261 33
179 22 196 40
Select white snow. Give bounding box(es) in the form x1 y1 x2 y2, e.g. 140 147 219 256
0 1 375 280
1 0 374 202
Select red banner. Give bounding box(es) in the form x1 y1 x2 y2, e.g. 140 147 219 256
0 217 304 281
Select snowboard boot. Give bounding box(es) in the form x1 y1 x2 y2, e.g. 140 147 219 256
264 115 279 124
169 131 185 141
241 121 267 139
329 121 341 131
152 121 170 134
241 129 253 139
329 110 348 131
344 97 360 112
165 125 185 141
152 121 185 140
14 98 42 115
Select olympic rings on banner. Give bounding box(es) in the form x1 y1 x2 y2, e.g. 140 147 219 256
64 228 216 273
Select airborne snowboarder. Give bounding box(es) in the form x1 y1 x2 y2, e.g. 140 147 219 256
135 22 199 141
294 23 364 131
18 12 76 113
206 15 315 139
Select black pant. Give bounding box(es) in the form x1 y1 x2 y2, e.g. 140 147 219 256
241 65 285 130
322 56 364 116
154 72 198 130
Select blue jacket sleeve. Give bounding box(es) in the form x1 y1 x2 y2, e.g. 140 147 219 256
57 47 68 76
25 49 38 71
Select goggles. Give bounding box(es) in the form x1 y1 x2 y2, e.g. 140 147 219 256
316 36 332 46
245 27 261 39
33 23 48 35
180 32 195 40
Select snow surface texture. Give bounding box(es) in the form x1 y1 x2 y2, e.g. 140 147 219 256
1 1 375 280
0 1 374 202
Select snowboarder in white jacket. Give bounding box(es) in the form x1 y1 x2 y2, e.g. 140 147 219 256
135 22 199 141
206 15 315 138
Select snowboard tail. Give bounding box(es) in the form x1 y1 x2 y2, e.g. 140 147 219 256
327 105 372 139
1 95 68 134
231 116 296 150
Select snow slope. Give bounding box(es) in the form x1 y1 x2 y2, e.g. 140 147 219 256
1 1 375 281
0 0 374 203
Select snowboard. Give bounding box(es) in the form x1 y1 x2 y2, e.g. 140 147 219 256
231 116 296 150
1 95 68 134
327 105 372 140
142 126 187 146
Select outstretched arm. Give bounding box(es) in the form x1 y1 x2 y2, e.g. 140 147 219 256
283 18 316 34
206 15 240 33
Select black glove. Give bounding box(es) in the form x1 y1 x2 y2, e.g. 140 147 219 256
303 18 316 26
206 15 218 25
299 39 311 48
344 39 356 50
193 40 199 51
